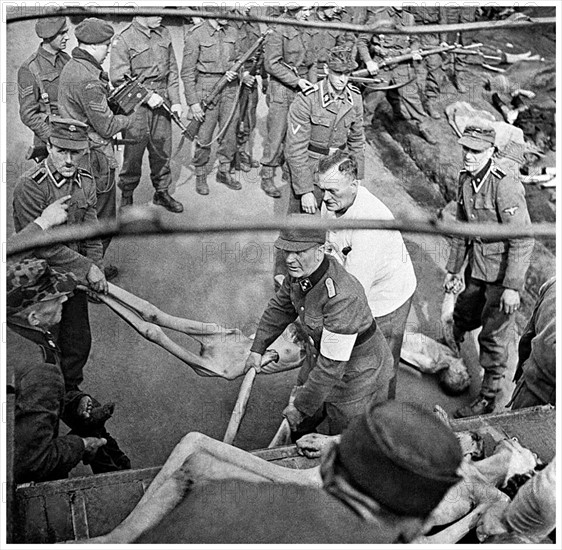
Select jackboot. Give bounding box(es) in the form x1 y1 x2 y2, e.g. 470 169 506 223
217 165 242 190
119 193 133 213
261 177 281 198
153 190 184 213
454 372 502 418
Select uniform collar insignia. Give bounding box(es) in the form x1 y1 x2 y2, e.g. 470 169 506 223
298 256 330 294
471 160 493 194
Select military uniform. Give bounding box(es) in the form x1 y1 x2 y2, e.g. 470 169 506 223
407 7 444 117
230 15 266 172
309 8 355 69
260 20 317 182
13 158 101 391
18 46 70 150
251 255 393 437
447 159 534 405
181 19 240 188
110 19 181 201
440 6 477 92
357 8 428 128
285 78 365 212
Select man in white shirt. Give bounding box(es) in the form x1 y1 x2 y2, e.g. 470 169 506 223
317 150 417 398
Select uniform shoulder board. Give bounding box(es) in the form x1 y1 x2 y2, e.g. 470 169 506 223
325 277 337 299
347 83 360 94
303 84 319 96
30 167 47 184
77 168 94 179
491 166 506 178
118 22 133 35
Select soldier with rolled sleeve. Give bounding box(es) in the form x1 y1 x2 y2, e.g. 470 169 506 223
110 15 183 213
285 46 365 215
17 17 70 163
260 5 317 198
246 220 393 441
180 9 242 195
357 7 437 144
58 17 133 261
444 124 535 418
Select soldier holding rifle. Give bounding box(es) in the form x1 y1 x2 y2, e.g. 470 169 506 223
181 8 245 196
110 15 184 213
357 7 437 144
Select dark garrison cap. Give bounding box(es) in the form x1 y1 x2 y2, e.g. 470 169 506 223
49 117 89 150
337 400 463 518
327 46 358 73
275 215 326 252
7 258 76 316
458 124 496 151
35 16 67 39
75 17 114 44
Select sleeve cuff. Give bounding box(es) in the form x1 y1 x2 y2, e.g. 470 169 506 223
33 218 48 230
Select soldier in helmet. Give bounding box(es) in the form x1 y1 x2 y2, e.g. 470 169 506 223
259 5 317 199
17 17 70 162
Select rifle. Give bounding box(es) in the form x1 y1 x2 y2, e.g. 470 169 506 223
185 28 271 142
352 43 482 78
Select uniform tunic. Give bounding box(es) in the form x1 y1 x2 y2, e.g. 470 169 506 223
110 20 180 194
8 322 85 483
251 255 392 431
260 21 317 171
12 160 100 390
181 20 240 169
446 160 534 387
58 47 132 240
285 78 365 209
18 45 70 144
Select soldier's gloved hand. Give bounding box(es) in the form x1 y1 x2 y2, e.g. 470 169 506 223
296 433 336 459
282 402 304 431
225 70 237 82
87 264 108 295
35 195 71 229
245 351 263 373
242 71 256 87
366 60 379 75
171 103 183 118
300 192 317 214
297 78 314 92
500 288 520 315
411 50 423 62
190 103 205 122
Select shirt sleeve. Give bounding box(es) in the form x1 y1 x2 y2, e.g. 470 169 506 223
109 33 131 87
347 96 365 180
495 175 534 291
264 29 300 88
446 178 469 274
18 63 51 142
167 38 181 105
180 26 200 106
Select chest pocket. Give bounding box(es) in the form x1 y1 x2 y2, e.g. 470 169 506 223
199 38 219 64
473 193 498 222
130 44 152 71
311 114 332 128
67 190 89 225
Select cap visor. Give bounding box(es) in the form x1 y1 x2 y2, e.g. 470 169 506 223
50 137 89 151
458 136 493 151
274 238 320 252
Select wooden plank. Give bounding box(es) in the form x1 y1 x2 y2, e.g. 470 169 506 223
69 492 90 540
14 495 49 543
43 491 75 543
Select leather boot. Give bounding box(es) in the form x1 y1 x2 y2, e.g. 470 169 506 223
217 165 242 190
153 190 184 213
261 177 281 198
195 172 209 195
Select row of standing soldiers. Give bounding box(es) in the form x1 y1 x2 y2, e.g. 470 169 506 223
18 6 478 216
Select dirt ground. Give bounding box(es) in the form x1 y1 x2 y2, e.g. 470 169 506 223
4 12 555 474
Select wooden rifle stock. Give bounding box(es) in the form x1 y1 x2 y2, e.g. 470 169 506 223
185 29 271 141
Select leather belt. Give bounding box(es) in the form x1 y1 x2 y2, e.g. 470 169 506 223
355 320 377 346
308 143 346 156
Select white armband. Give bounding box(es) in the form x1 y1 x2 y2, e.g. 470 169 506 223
320 328 357 361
